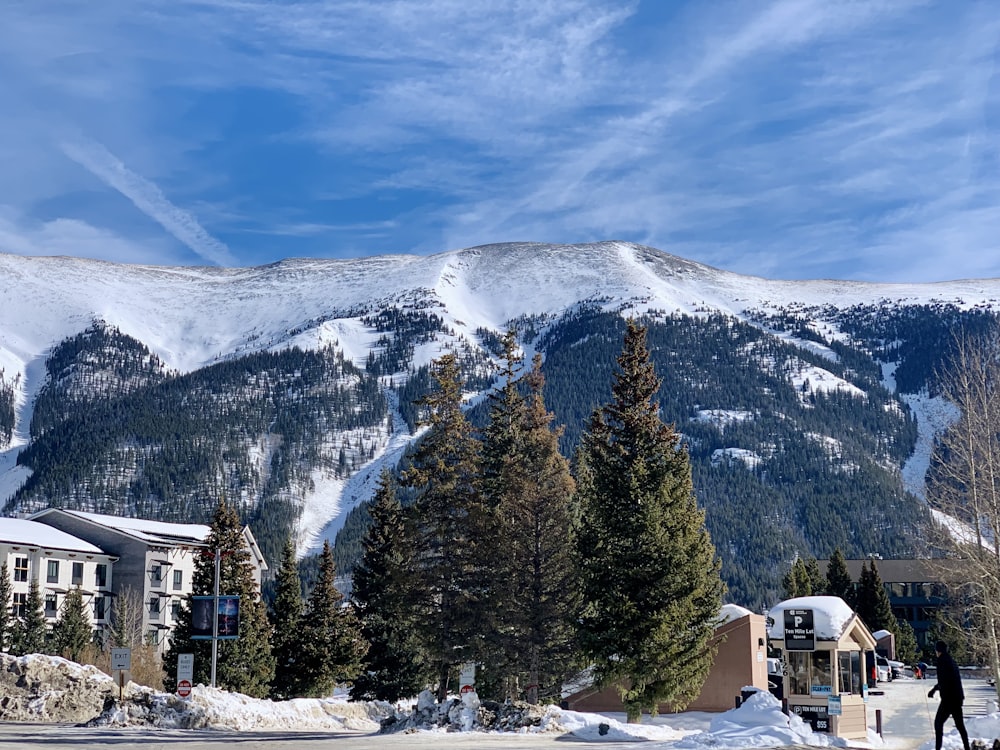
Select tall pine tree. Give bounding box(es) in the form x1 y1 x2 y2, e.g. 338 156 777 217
269 537 305 699
481 341 582 703
401 352 484 701
0 563 11 653
163 499 274 697
804 558 826 595
351 469 432 702
865 559 896 633
51 586 92 662
12 579 47 655
825 548 854 605
575 319 725 722
297 540 367 697
782 558 812 598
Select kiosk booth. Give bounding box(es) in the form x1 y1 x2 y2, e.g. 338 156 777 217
768 596 877 741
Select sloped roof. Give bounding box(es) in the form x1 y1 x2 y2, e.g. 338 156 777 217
31 509 210 546
720 603 755 624
0 517 108 555
768 596 858 641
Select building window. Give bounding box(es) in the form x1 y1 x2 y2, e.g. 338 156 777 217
170 599 181 621
13 557 28 582
46 559 59 583
837 650 863 695
45 594 58 617
95 563 107 588
13 593 27 618
147 630 159 646
172 570 183 590
71 562 84 585
149 595 161 614
151 564 162 584
94 596 106 621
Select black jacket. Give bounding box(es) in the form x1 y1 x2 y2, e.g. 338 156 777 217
934 651 965 703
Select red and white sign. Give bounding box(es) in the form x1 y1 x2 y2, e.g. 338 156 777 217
460 684 475 694
177 679 192 697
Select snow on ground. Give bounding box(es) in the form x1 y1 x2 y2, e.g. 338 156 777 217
692 409 755 430
13 653 1000 750
899 390 960 499
806 432 844 459
712 447 762 469
303 390 423 556
790 363 866 404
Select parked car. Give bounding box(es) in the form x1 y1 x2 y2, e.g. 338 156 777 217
889 660 908 680
767 658 785 700
875 655 892 682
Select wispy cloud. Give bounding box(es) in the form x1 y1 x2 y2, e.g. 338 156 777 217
60 138 236 267
0 0 999 280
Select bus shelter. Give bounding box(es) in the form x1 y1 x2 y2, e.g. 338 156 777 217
768 596 877 741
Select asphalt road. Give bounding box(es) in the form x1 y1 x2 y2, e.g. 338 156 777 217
3 678 995 750
0 723 577 750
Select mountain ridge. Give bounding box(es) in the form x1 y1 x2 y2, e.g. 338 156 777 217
2 242 997 605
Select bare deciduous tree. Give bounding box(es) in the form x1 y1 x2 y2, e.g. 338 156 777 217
927 327 1000 695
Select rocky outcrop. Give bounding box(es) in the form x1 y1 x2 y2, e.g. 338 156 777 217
0 653 117 723
379 689 560 733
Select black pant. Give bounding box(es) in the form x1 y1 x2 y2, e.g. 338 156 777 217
934 699 970 750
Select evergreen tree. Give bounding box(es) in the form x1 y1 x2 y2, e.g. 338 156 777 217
825 548 854 605
269 537 305 699
401 352 484 701
782 558 812 598
480 343 582 703
854 560 874 625
298 541 367 697
894 616 919 664
804 557 826 596
164 499 275 697
351 469 432 702
12 579 47 654
0 563 11 653
866 559 896 632
855 559 895 633
51 586 92 662
575 319 725 722
478 331 530 696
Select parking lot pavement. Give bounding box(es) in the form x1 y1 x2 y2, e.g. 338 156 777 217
867 676 998 750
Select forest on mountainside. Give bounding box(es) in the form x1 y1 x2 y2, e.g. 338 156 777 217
5 302 995 609
7 324 389 568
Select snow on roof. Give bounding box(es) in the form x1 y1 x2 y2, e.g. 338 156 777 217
35 509 210 546
719 603 755 624
0 517 107 555
767 596 856 641
873 629 892 640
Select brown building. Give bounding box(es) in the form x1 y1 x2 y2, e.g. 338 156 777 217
769 595 877 741
832 559 951 650
564 604 769 714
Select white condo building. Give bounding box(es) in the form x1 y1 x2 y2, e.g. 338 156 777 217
0 517 118 635
1 509 267 652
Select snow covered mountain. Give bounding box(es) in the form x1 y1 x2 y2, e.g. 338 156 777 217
2 241 998 606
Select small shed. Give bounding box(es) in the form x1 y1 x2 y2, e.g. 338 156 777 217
564 603 769 714
769 596 876 741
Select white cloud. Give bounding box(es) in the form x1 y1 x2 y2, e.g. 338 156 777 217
1 0 999 281
0 207 174 266
60 139 236 267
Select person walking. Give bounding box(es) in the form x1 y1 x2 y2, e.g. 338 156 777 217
928 640 971 750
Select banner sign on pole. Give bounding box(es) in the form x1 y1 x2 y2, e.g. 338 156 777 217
192 595 241 640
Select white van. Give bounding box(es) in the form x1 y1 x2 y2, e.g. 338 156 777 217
875 655 892 682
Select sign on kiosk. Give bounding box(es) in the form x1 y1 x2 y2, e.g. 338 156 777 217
784 608 815 651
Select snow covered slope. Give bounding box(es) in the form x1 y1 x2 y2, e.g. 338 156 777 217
2 241 999 560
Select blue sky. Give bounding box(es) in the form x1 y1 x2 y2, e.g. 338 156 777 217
1 1 998 282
